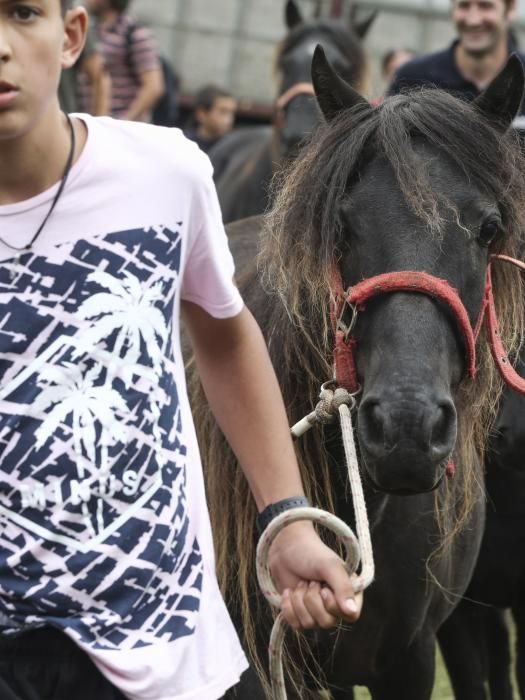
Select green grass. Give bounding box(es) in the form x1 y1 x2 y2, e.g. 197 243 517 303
353 620 519 699
353 648 454 699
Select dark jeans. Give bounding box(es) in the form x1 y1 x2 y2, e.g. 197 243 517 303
0 626 260 700
0 627 125 700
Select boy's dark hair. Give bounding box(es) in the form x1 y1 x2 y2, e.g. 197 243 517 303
194 85 234 112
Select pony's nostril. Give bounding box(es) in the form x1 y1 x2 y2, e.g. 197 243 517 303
359 399 389 450
430 401 457 458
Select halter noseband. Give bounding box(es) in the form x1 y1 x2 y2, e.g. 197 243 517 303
330 255 525 396
273 82 316 129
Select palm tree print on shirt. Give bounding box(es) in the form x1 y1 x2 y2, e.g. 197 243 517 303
31 270 171 537
33 362 129 535
76 270 169 372
76 270 171 528
34 363 128 476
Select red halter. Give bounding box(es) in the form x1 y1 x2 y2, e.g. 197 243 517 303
477 255 525 395
330 255 525 395
273 82 316 130
330 255 525 480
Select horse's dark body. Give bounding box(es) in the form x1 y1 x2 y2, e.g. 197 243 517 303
193 53 525 699
210 0 372 223
210 128 273 223
225 218 482 700
438 352 525 700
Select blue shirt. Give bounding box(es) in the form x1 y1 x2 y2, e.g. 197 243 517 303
388 40 525 115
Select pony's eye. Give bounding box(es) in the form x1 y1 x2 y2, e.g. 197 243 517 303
478 217 501 247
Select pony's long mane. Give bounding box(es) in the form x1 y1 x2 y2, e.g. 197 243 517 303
275 20 367 90
192 89 525 694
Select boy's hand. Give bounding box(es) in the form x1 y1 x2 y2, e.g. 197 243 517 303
268 521 363 630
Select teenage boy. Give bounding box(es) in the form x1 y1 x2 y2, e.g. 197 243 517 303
185 85 237 154
0 2 362 699
389 0 525 114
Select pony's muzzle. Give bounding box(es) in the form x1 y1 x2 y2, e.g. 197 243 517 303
357 395 457 492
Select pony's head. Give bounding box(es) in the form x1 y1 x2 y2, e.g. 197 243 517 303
263 49 525 496
273 0 375 159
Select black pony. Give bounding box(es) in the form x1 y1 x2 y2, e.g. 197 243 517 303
210 0 374 223
439 345 525 700
190 51 525 698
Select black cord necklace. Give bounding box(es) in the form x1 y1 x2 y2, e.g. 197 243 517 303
2 113 76 280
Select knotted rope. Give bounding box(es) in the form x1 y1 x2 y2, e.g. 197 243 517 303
256 385 374 699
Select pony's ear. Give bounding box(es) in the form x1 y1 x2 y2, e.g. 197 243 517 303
285 0 303 29
350 6 378 39
473 54 525 131
312 44 370 121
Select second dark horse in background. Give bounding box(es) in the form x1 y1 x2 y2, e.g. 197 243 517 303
209 0 375 223
439 347 525 700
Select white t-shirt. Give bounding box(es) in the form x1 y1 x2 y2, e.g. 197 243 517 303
0 116 248 699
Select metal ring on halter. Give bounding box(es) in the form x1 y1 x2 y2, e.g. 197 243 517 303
255 507 361 609
336 296 358 342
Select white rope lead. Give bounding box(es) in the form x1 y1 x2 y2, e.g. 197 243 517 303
256 387 375 699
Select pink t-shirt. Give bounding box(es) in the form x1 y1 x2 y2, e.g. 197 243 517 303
0 116 248 699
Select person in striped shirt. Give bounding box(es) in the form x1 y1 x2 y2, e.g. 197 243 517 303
83 0 164 121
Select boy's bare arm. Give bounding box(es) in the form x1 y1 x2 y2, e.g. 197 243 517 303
182 302 304 509
182 301 363 629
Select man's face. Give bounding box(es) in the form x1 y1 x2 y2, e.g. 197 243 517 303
198 96 237 139
453 0 516 57
0 0 83 139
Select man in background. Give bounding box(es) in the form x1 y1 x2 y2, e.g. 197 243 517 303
389 0 525 116
185 85 237 154
83 0 164 121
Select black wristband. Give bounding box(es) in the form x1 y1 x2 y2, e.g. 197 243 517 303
256 496 312 534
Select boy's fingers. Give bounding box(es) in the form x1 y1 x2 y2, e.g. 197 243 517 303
304 582 339 629
319 565 363 621
289 581 316 629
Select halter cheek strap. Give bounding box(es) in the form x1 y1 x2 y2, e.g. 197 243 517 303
478 255 525 396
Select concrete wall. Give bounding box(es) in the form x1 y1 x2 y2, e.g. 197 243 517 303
127 0 525 101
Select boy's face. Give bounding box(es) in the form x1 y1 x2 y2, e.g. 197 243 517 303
0 0 85 139
452 0 516 56
197 96 237 140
